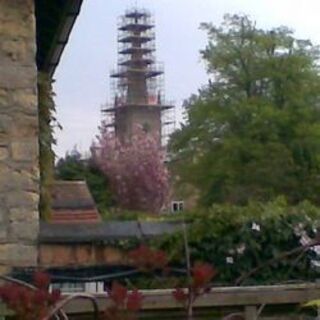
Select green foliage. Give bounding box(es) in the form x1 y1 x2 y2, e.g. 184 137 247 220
303 299 320 308
102 210 153 221
169 14 320 206
153 199 320 285
38 73 58 220
125 275 181 290
55 150 113 214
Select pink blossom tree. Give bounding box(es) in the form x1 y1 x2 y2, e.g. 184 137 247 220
92 124 169 214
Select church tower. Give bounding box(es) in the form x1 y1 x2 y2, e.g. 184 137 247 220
102 8 174 145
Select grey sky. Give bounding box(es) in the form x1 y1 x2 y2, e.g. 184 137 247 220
54 0 320 158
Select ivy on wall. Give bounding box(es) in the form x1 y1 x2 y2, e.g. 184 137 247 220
37 72 59 220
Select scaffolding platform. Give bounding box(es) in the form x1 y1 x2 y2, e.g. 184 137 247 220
102 8 175 145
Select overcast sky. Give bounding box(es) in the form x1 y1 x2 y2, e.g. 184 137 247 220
53 0 320 158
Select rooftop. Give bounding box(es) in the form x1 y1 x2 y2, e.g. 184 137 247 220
40 220 182 244
50 181 101 224
35 0 83 76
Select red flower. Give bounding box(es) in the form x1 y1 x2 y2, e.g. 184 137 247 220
109 282 128 307
0 284 20 308
154 250 168 269
126 289 143 311
192 263 216 288
49 288 61 304
128 245 168 271
33 271 51 289
33 289 49 305
18 287 33 310
0 272 60 319
128 245 151 269
172 287 188 304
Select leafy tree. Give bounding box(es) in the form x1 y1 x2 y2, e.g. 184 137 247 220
92 126 169 214
170 14 320 206
55 148 113 213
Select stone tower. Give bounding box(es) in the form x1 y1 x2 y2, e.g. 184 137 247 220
102 8 174 144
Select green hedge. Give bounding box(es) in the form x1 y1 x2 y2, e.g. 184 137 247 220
153 198 320 285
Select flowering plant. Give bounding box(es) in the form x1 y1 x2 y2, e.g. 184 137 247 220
172 262 216 319
128 244 168 271
92 125 169 214
0 272 60 320
103 281 143 320
0 248 216 320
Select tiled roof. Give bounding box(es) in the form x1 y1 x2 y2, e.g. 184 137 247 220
51 209 100 224
39 221 182 243
50 181 101 224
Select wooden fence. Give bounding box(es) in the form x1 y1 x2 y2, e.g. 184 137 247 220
63 283 320 319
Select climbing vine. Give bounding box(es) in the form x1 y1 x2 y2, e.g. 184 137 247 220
38 72 59 220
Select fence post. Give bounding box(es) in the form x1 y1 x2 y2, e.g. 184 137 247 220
244 306 257 320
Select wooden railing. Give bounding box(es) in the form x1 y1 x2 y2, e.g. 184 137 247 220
63 283 320 319
1 282 320 319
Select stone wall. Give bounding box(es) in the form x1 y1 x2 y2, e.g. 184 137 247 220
0 0 39 272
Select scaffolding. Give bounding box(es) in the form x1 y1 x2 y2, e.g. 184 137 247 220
101 8 175 145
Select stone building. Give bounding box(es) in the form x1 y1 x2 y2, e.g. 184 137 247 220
0 0 83 274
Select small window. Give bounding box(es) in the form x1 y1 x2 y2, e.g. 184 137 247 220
171 200 184 213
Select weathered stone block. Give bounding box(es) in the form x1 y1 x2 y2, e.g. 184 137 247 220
0 228 7 241
9 161 37 172
0 146 8 160
0 39 27 62
0 207 4 223
0 65 36 89
10 220 38 241
6 191 39 210
0 20 31 39
0 244 37 266
11 170 38 192
0 134 8 148
12 89 37 113
9 114 37 138
0 163 12 192
0 1 34 39
0 167 37 193
0 0 33 18
9 208 38 222
0 88 10 109
0 114 12 133
11 139 38 161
